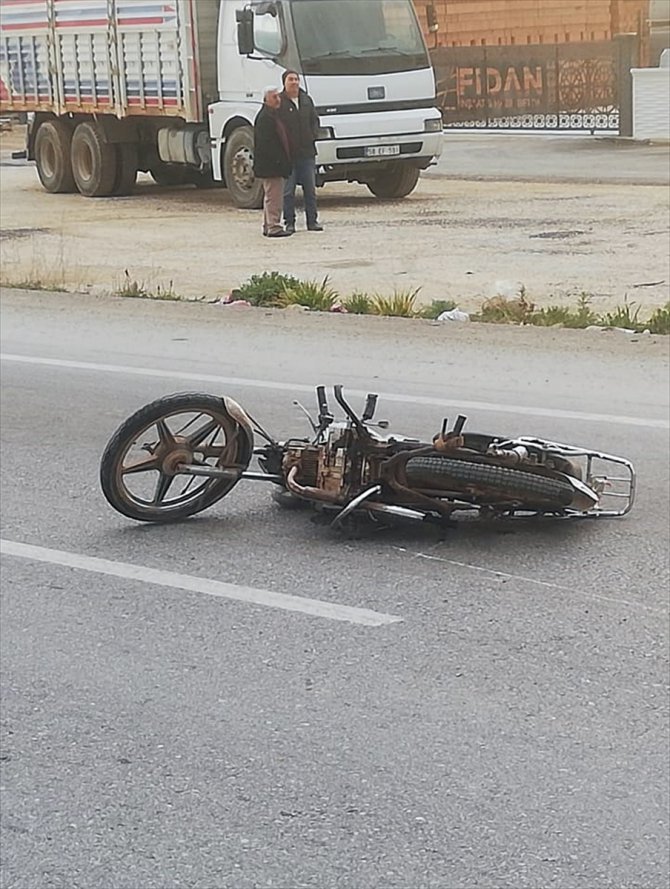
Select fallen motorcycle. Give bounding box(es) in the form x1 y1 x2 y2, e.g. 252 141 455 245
99 385 635 529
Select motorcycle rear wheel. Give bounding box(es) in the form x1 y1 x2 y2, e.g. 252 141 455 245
100 393 253 522
405 455 573 509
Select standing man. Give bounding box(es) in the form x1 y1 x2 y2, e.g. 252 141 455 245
253 85 293 238
279 70 324 233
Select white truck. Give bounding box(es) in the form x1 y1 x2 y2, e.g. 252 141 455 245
0 0 443 206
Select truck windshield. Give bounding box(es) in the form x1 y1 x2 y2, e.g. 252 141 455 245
290 0 430 76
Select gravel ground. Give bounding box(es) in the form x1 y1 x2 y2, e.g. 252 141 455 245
1 126 668 315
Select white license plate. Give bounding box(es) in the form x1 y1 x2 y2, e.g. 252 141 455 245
364 145 401 157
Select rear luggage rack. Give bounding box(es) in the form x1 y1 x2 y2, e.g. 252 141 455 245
515 438 636 516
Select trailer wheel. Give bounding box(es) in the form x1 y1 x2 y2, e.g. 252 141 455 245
223 127 263 209
112 142 138 196
366 163 420 199
71 122 118 197
34 120 76 193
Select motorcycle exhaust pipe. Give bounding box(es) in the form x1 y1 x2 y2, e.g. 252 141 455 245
285 465 339 503
364 502 428 522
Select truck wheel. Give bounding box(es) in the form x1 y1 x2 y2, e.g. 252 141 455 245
71 122 118 197
34 120 76 193
223 127 263 209
112 143 138 196
366 163 420 199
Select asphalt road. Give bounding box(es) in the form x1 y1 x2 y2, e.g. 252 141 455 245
1 290 669 889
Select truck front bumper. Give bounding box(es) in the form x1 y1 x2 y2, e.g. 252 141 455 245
316 129 442 168
315 105 443 170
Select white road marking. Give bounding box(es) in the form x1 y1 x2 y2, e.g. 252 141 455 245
1 352 667 429
393 546 667 613
0 539 402 627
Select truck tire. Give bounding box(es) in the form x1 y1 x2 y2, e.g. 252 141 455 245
223 127 263 209
34 120 76 193
366 163 420 199
111 142 138 196
71 122 118 197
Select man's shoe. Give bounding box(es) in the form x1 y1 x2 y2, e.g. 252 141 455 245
284 224 296 235
267 229 292 238
307 223 324 232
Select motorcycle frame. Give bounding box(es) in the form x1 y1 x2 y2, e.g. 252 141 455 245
175 386 636 521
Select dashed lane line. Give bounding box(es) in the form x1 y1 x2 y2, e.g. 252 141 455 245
0 539 403 627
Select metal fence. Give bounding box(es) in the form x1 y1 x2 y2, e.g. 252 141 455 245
431 37 637 133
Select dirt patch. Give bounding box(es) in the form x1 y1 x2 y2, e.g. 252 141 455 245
0 123 26 154
0 227 50 241
1 127 668 314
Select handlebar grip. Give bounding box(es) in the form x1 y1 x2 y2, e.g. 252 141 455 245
362 393 378 421
452 415 467 435
316 385 328 415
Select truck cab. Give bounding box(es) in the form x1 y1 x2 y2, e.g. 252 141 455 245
211 0 443 207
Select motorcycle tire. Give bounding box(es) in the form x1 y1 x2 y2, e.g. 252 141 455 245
405 455 573 509
100 393 253 523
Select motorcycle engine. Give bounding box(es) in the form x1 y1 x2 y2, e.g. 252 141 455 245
284 445 320 487
283 423 353 498
317 424 352 497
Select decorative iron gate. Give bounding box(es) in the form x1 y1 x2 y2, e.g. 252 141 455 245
431 38 636 132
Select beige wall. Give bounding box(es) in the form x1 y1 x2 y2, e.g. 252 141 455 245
414 0 649 47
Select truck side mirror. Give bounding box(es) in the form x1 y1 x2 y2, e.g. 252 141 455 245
426 3 439 34
236 8 255 55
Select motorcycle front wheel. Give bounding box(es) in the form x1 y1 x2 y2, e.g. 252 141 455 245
100 393 253 522
405 455 574 510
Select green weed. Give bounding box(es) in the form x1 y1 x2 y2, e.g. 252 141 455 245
342 291 373 314
371 287 421 317
0 277 67 292
476 294 535 324
646 302 670 335
530 295 599 328
115 271 181 300
598 298 642 330
236 271 301 307
115 271 150 298
277 276 339 311
528 305 576 326
151 280 180 301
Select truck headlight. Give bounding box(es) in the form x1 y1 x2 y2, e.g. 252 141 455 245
316 126 335 140
423 118 443 133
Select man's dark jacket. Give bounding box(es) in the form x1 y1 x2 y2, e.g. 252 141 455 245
253 105 292 178
279 88 320 159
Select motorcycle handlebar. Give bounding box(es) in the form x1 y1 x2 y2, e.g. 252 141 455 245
333 385 366 432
